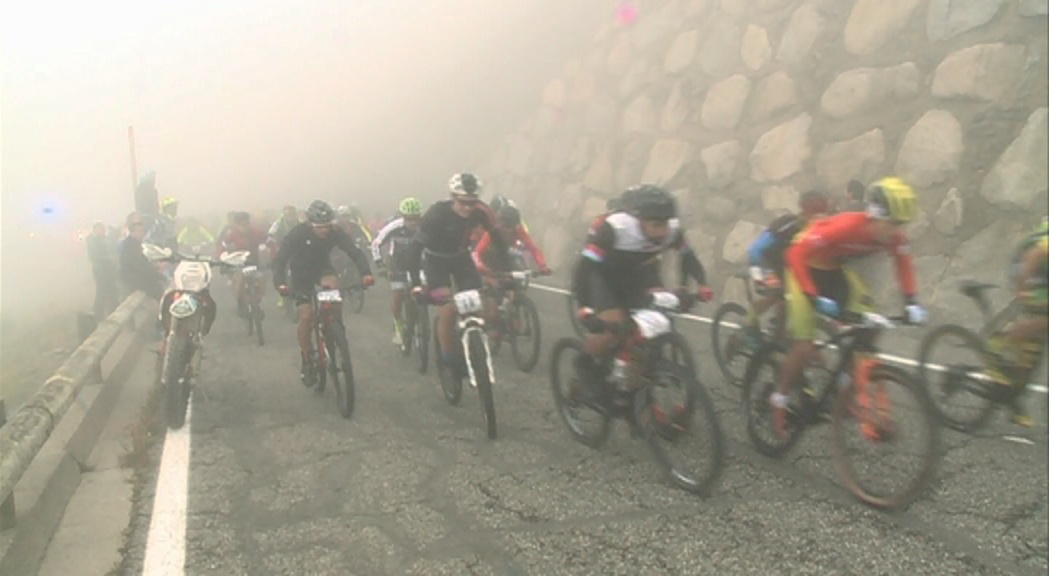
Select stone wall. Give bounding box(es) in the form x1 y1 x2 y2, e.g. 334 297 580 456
475 0 1048 324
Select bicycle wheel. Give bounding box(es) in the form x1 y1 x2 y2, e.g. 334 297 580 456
416 302 429 374
510 295 542 372
435 316 461 405
832 363 940 509
253 300 264 347
467 330 498 439
162 331 192 429
712 302 752 389
325 323 356 419
741 344 805 457
314 329 328 394
401 303 415 357
917 324 998 432
636 359 725 497
567 293 585 337
549 337 611 448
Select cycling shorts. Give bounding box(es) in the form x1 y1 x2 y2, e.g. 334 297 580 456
424 251 481 294
786 266 871 340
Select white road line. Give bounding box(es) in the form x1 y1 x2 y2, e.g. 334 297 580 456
530 282 1048 394
143 400 191 576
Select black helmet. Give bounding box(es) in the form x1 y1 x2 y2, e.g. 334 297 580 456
448 173 483 197
627 184 676 221
306 200 336 225
490 194 508 212
499 205 521 228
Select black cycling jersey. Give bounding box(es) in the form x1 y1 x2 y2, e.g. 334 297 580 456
272 222 371 290
407 199 510 287
572 212 706 311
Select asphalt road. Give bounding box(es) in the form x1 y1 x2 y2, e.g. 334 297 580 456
118 281 1048 575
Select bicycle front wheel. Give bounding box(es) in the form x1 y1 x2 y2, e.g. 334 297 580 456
510 295 541 372
832 363 940 509
711 302 751 389
325 323 356 419
467 330 497 439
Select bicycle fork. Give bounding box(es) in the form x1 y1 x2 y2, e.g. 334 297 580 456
459 321 494 389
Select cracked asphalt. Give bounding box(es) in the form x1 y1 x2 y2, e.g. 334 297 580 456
119 281 1047 575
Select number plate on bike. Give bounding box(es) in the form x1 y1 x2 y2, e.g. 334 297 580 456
242 265 258 276
317 289 342 302
631 309 672 339
453 289 483 315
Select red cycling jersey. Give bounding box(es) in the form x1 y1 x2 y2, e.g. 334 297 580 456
221 226 270 262
787 212 917 298
473 225 548 274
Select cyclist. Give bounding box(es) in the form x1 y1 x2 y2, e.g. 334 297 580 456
148 196 180 251
571 184 713 397
407 173 511 376
268 205 300 311
221 211 270 318
840 179 867 213
371 197 424 345
473 204 551 341
744 189 831 346
273 200 374 384
176 217 215 255
337 205 373 244
774 177 927 440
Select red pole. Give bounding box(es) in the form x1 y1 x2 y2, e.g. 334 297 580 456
128 126 138 195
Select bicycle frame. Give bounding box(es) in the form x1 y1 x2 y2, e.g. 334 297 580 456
311 288 345 372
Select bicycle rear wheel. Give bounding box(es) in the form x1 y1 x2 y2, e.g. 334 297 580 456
509 295 541 372
468 330 497 439
741 344 805 457
549 337 610 448
416 302 429 374
325 323 356 419
401 303 415 357
252 299 264 347
917 324 998 432
832 363 940 509
711 302 751 389
637 360 725 497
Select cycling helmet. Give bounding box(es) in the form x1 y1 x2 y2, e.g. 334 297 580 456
799 189 830 216
490 194 508 212
161 196 178 208
866 177 916 224
398 197 423 217
306 200 336 225
499 205 521 228
449 173 483 197
627 184 676 221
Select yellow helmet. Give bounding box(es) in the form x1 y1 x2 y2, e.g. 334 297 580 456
866 177 916 224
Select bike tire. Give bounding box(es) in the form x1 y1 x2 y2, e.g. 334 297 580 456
831 363 940 509
326 323 356 419
510 295 542 373
162 332 191 429
417 302 429 374
741 344 805 457
401 303 415 357
468 330 498 439
711 302 751 389
916 324 998 432
548 338 611 448
435 316 461 405
314 331 328 394
636 359 725 497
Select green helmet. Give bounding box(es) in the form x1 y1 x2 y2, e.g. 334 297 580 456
399 197 423 217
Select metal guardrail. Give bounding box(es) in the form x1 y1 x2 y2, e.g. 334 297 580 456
0 291 149 518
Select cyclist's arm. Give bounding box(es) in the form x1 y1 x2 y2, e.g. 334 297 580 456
407 204 439 287
370 218 401 262
889 232 918 301
335 227 372 277
573 218 615 310
748 231 776 268
515 225 547 269
271 228 296 288
671 230 707 288
472 231 492 274
478 206 511 269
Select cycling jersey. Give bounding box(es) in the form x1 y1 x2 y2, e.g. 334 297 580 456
272 223 371 295
177 225 215 250
787 211 916 299
221 226 269 264
473 225 548 274
572 212 706 311
370 217 417 263
748 213 805 277
407 199 509 290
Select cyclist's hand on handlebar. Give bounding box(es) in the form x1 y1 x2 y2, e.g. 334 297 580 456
577 307 605 333
814 296 839 318
412 285 427 303
277 285 290 297
363 275 375 288
904 303 927 325
698 285 714 303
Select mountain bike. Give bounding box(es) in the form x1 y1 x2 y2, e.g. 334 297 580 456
240 264 265 346
917 281 1047 431
550 290 725 496
302 285 358 418
425 287 498 439
742 311 940 509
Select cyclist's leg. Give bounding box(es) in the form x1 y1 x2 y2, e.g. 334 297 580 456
232 271 246 315
390 270 408 343
424 257 457 362
481 275 502 337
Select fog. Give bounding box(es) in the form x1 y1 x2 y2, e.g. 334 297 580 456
1 0 611 320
